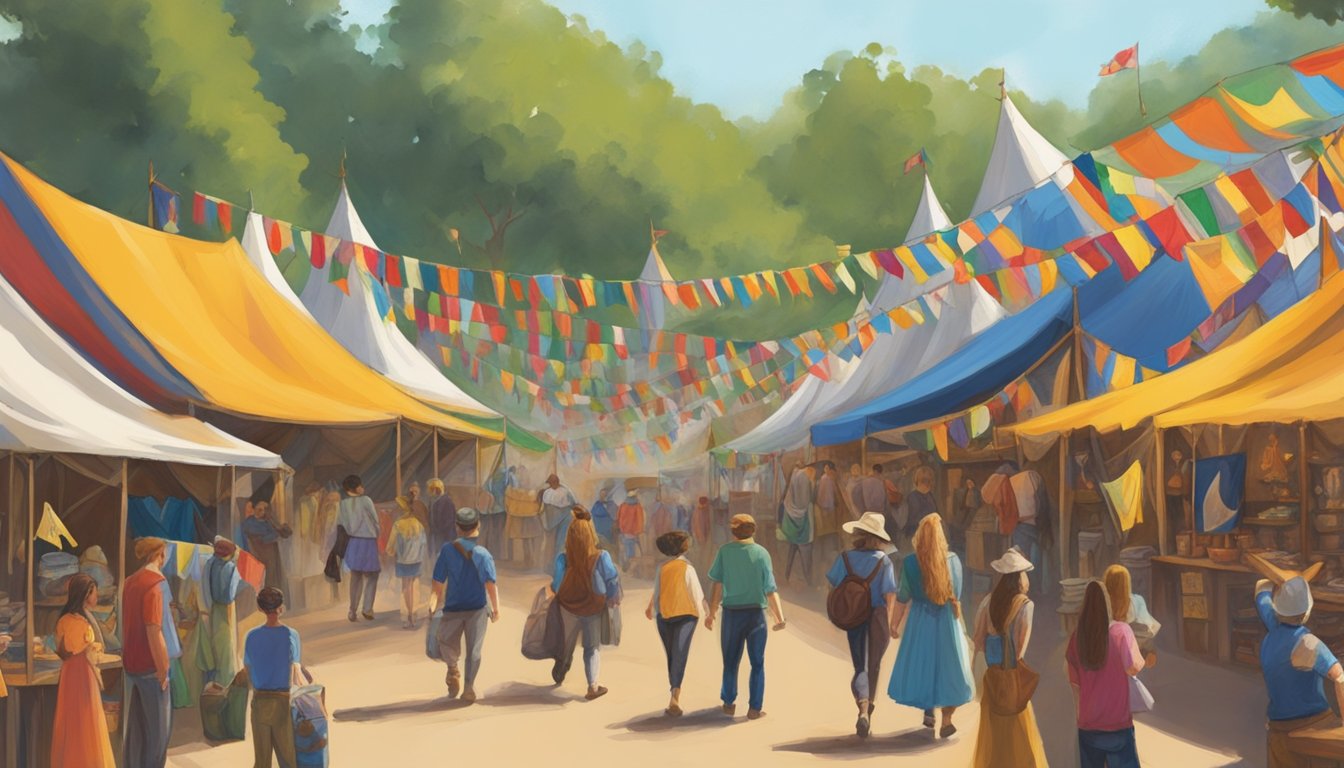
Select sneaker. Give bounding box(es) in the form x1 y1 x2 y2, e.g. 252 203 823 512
665 703 683 717
856 714 870 738
551 660 568 685
347 612 357 623
940 724 958 739
362 612 375 621
722 703 736 716
747 709 766 720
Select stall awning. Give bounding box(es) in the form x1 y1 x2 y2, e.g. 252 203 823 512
1014 264 1344 437
0 154 498 439
810 287 1076 446
0 269 282 468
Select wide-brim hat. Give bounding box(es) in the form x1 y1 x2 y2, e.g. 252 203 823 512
991 547 1034 574
626 489 639 498
842 512 891 543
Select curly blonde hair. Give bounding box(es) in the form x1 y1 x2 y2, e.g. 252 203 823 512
914 514 953 606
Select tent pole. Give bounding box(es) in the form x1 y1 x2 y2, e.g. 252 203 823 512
25 456 34 683
117 459 127 742
395 420 404 496
6 454 12 577
147 160 155 228
231 466 238 542
433 428 440 484
1300 422 1310 562
1058 435 1070 579
1155 427 1168 556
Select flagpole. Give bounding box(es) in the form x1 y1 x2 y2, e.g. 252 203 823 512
1135 42 1147 118
147 160 155 228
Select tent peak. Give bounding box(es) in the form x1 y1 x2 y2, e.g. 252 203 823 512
327 179 378 249
970 92 1069 217
904 173 953 244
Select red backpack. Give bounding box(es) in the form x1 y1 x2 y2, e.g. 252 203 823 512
827 552 884 630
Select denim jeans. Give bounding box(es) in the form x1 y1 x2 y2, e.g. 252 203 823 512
1078 727 1140 768
124 671 172 768
720 607 767 711
656 615 697 690
846 616 890 704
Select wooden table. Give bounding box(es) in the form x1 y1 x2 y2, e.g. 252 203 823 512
1151 556 1259 663
1288 717 1344 766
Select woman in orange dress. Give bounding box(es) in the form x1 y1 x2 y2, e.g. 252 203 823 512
51 573 115 768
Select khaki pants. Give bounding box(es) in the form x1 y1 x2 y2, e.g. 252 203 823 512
252 692 296 768
1267 711 1333 768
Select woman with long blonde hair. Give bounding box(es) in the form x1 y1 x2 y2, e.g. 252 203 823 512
549 507 622 700
887 513 973 739
1103 564 1162 654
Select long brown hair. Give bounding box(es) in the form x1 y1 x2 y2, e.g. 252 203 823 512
914 514 953 606
61 573 97 618
558 507 600 594
1103 565 1132 623
989 571 1026 634
1075 581 1114 671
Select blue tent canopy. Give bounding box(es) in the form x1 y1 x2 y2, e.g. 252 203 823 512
810 287 1076 446
1079 256 1211 377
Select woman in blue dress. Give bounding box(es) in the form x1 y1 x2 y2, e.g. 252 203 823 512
888 513 974 739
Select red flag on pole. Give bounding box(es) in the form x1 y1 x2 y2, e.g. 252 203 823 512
903 148 930 175
1099 44 1139 76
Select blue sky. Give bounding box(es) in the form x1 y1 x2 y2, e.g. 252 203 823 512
346 0 1269 119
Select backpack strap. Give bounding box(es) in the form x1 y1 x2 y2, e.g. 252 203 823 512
452 540 473 562
860 553 885 587
999 595 1029 670
841 551 856 579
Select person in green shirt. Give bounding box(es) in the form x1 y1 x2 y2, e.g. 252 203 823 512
706 514 786 720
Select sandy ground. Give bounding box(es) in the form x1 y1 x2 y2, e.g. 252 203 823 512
164 566 1270 767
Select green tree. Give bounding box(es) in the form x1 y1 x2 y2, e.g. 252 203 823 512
1267 0 1344 24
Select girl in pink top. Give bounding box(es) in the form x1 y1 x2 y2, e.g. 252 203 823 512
1066 581 1146 768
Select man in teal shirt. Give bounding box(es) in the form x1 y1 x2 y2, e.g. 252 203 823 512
706 513 786 720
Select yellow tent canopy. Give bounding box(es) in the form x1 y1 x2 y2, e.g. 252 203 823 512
1011 268 1344 437
8 157 498 439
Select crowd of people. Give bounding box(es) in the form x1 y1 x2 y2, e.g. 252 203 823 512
50 463 1344 768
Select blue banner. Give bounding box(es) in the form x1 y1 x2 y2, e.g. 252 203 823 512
1194 453 1246 534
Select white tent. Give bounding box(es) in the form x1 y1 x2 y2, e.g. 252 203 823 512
241 184 497 418
970 94 1070 217
0 273 282 468
638 242 673 330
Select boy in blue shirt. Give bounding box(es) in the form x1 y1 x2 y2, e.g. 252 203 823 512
243 587 301 768
432 507 500 703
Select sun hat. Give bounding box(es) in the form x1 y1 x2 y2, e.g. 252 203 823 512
842 512 891 542
990 547 1034 574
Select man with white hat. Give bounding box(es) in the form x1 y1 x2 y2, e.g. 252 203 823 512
824 511 898 737
1246 553 1344 767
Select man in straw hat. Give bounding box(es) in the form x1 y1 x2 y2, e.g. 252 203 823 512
1246 553 1344 767
123 537 175 768
825 511 898 737
706 513 786 721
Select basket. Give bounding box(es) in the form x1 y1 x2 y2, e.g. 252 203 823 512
1208 547 1242 565
504 488 541 518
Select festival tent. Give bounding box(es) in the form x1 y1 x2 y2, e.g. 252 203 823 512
722 97 1073 457
240 210 312 320
0 271 280 468
284 183 499 418
638 239 674 330
1013 231 1344 439
971 94 1071 217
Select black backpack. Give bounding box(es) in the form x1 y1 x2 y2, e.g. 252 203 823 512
827 552 884 630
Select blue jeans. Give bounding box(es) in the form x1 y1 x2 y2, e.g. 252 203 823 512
720 608 767 711
656 615 697 690
125 671 173 768
1012 522 1043 594
620 534 641 566
1079 727 1140 768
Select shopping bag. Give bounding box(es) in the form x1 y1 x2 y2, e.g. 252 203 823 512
599 603 622 647
522 586 561 660
425 611 443 661
1128 675 1154 712
292 682 329 767
200 669 249 742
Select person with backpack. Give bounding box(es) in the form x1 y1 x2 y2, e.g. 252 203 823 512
242 587 302 768
431 507 500 703
550 507 622 700
645 530 707 717
824 512 897 738
970 548 1047 767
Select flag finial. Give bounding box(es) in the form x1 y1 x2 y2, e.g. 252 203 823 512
998 70 1007 102
338 147 347 180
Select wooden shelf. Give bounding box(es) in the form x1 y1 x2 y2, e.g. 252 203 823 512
1242 517 1298 526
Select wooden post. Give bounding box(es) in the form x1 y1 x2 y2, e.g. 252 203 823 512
432 429 440 483
230 466 238 541
1059 434 1071 579
1300 422 1311 561
6 454 12 577
395 419 404 496
147 161 155 228
25 457 34 684
118 458 129 743
1155 427 1169 555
